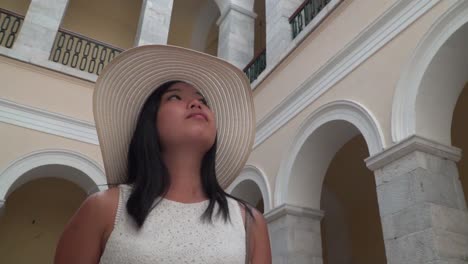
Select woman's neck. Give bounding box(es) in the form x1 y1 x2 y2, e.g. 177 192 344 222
162 149 207 202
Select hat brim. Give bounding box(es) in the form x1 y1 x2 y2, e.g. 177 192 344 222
93 45 255 189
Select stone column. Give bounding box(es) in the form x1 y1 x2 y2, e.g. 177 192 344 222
12 0 69 62
265 0 302 67
265 204 324 264
366 136 468 264
217 3 256 69
135 0 174 46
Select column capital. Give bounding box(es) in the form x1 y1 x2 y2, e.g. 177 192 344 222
264 203 324 223
366 135 461 171
216 3 257 26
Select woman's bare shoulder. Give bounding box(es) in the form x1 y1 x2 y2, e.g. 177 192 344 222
54 186 120 263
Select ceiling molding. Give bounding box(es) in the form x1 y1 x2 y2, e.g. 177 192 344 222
0 98 98 145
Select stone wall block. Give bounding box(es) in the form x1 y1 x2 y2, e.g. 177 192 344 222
31 0 69 19
384 229 438 264
377 171 413 216
13 0 68 61
381 203 468 241
427 260 468 264
288 255 323 264
135 0 173 45
433 229 468 261
265 0 303 65
16 23 56 51
267 205 324 264
381 203 433 240
410 168 462 210
374 151 423 186
431 204 468 235
217 6 255 68
377 163 464 217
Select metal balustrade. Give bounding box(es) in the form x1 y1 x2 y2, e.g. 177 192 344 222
289 0 331 39
49 29 123 75
244 49 266 83
0 8 24 48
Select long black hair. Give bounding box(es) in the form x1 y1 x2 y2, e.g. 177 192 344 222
125 81 254 228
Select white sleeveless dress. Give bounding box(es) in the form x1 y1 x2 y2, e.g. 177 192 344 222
99 184 246 263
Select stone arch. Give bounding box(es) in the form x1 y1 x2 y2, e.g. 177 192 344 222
0 149 106 202
392 0 468 145
226 165 272 212
274 100 384 207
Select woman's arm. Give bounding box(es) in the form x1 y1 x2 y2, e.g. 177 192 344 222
249 208 272 264
54 188 118 264
239 203 272 264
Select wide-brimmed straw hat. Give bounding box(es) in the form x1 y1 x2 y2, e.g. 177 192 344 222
93 45 255 189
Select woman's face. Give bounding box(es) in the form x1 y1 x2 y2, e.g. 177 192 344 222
157 82 217 153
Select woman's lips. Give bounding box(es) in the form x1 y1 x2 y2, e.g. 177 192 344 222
187 113 208 121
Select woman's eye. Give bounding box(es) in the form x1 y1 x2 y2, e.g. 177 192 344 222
168 95 181 101
200 98 209 107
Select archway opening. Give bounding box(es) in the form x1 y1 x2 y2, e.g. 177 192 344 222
452 82 468 206
413 22 468 144
231 179 264 213
0 177 86 264
168 0 220 56
284 116 385 263
320 135 386 264
60 0 142 49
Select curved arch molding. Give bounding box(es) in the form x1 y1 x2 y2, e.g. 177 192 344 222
227 165 273 212
274 100 384 207
0 149 106 202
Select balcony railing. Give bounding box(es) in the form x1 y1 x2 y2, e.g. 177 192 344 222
244 49 266 83
0 8 24 48
289 0 331 39
49 29 123 75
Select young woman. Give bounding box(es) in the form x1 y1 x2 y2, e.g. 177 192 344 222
54 45 272 263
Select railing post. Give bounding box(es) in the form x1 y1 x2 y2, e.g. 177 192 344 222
135 0 174 46
217 3 256 69
265 0 303 67
12 0 70 62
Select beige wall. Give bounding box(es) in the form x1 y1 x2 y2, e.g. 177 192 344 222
0 123 102 171
452 82 468 205
0 55 95 123
321 135 386 264
61 0 142 49
253 0 399 120
248 1 452 193
0 178 86 264
0 0 30 15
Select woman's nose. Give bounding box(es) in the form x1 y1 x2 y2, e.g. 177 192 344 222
188 98 202 109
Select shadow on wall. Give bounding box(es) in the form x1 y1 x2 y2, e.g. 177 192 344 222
0 178 86 264
452 82 468 206
321 135 387 264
